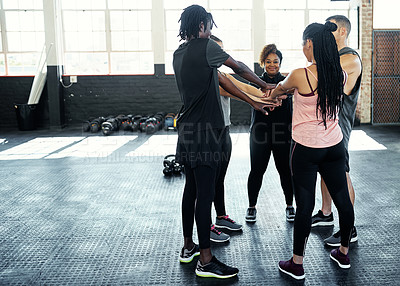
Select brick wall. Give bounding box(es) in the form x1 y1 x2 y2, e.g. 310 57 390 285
0 72 251 130
359 0 373 123
0 76 49 129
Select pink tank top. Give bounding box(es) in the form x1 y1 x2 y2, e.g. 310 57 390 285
292 67 345 148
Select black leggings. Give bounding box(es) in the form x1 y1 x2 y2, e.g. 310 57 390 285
182 165 217 249
291 140 354 256
214 127 232 217
247 122 293 207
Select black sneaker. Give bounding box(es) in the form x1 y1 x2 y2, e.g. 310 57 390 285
179 244 200 263
311 210 334 227
286 206 295 222
245 207 257 222
195 256 239 278
324 227 358 247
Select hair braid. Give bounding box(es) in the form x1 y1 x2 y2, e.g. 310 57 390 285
303 22 343 128
178 5 216 41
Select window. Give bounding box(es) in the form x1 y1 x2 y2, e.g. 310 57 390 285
61 0 153 75
164 0 253 74
373 0 400 29
265 0 359 73
0 0 360 76
1 0 44 75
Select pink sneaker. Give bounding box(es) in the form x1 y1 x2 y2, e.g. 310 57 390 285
330 248 351 269
278 257 305 280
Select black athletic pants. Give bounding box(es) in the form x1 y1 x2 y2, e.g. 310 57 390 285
247 122 293 207
291 140 354 256
214 127 232 217
181 128 227 250
182 165 217 250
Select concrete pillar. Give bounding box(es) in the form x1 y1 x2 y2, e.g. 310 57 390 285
43 0 65 128
152 0 166 76
252 0 266 74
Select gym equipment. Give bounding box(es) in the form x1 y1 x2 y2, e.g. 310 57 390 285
164 113 175 131
120 115 133 131
145 112 165 134
163 154 184 176
89 117 105 133
101 114 125 136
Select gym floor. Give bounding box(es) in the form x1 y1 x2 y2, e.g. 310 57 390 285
0 124 399 285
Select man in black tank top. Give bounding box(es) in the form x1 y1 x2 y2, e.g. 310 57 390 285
311 15 362 246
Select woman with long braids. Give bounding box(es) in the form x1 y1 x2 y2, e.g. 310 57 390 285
269 22 355 280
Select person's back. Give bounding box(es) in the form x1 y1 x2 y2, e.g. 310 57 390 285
292 66 343 148
173 38 225 133
269 21 355 280
311 15 362 248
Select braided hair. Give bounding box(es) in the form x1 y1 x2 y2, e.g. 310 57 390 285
178 5 216 41
259 44 283 68
303 22 343 128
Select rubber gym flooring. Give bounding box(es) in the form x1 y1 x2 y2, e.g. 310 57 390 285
0 124 399 285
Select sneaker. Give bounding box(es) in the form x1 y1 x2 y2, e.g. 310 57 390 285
311 210 334 227
278 257 305 280
195 256 239 278
179 244 200 263
245 207 257 222
215 215 243 231
286 206 295 222
210 225 230 242
330 248 351 269
324 227 358 247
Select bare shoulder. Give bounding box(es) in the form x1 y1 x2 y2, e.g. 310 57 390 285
340 54 362 76
280 68 306 90
287 68 305 79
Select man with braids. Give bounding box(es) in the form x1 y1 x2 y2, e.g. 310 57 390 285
173 4 277 279
311 15 362 248
269 22 355 280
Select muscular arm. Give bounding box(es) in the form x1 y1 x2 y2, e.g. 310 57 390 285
340 54 362 95
270 69 300 100
223 56 274 93
218 72 278 114
220 72 270 98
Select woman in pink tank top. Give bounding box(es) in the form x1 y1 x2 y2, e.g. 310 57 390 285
269 22 355 280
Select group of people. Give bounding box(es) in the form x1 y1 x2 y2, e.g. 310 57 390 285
172 4 362 280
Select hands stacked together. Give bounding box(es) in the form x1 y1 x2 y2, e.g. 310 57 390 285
252 84 290 115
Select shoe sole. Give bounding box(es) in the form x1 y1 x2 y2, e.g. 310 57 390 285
245 218 256 222
214 224 243 231
210 237 230 243
286 217 295 222
311 221 334 227
330 254 351 269
325 236 358 247
179 252 200 263
278 265 305 280
195 270 238 279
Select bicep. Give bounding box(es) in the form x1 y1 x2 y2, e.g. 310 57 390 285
223 56 241 71
279 70 299 91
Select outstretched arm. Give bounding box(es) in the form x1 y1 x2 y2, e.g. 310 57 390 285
270 69 299 100
218 72 279 115
223 56 275 93
221 72 276 98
